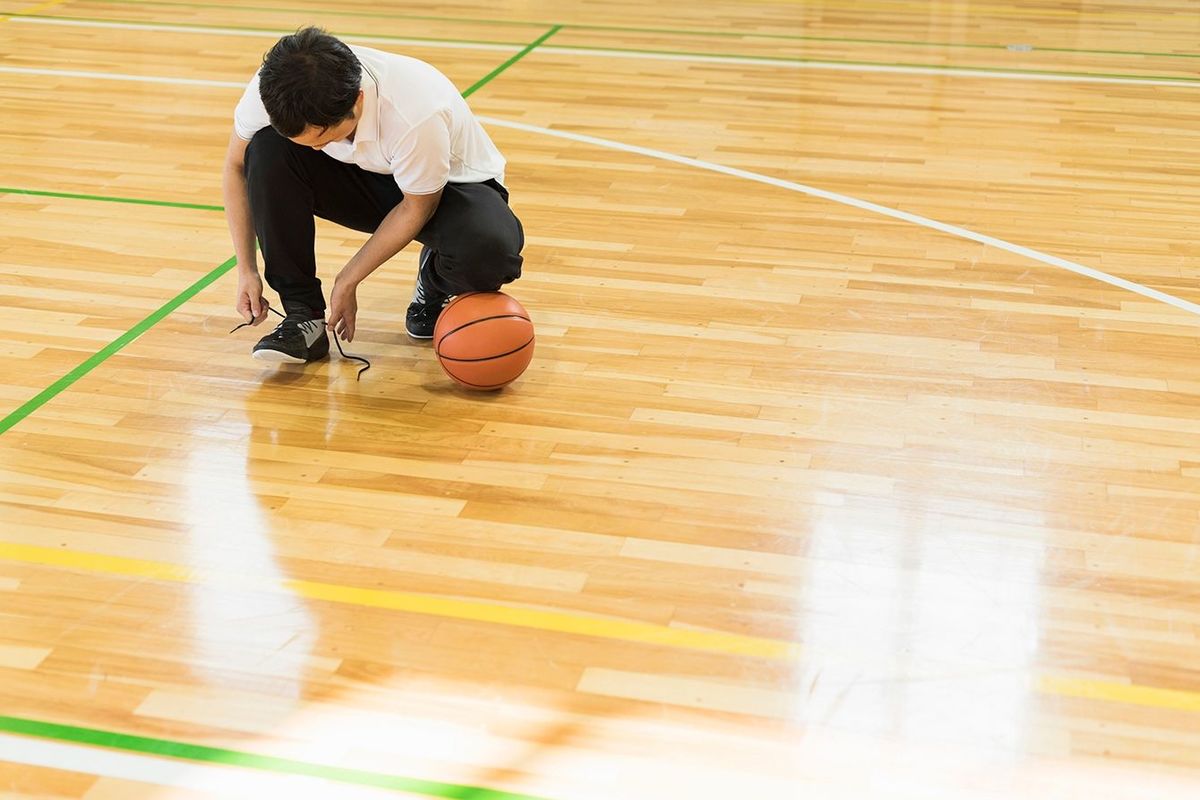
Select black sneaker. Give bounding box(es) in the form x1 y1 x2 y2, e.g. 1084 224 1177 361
252 302 329 363
406 246 449 339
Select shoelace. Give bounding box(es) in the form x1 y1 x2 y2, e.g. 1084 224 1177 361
230 307 371 380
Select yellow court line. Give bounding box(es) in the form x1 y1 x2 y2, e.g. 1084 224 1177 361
1038 675 1200 713
5 543 1200 710
0 541 800 661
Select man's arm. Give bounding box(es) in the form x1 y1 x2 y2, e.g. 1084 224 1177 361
326 188 443 342
222 129 268 323
338 189 442 286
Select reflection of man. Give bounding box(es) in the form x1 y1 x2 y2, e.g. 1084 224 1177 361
222 27 524 363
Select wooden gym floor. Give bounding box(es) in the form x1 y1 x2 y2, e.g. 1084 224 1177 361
1 1 1199 798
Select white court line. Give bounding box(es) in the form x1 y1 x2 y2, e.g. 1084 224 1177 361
9 15 1200 88
0 64 242 87
477 116 1200 320
542 47 1200 87
0 64 1194 320
0 734 419 800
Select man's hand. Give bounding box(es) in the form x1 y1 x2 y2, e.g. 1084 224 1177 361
236 272 270 324
326 189 442 343
328 276 360 342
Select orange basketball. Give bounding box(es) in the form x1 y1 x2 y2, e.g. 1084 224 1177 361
434 292 534 390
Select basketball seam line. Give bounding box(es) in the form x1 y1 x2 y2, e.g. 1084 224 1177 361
435 313 533 347
439 336 536 363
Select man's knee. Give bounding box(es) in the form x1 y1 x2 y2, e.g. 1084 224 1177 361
464 227 521 261
454 230 522 287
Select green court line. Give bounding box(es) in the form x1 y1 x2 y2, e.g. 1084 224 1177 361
42 0 1200 59
463 25 560 97
1034 44 1200 59
0 23 558 438
0 255 238 437
1 185 223 211
0 715 554 800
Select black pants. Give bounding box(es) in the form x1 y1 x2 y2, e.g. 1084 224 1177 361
244 127 524 314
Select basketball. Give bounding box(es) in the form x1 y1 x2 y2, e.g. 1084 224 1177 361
433 292 535 390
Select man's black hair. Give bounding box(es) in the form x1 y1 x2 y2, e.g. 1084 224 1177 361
259 27 362 138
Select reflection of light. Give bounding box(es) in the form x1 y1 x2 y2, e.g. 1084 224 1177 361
897 516 1042 752
797 503 1044 753
183 441 315 698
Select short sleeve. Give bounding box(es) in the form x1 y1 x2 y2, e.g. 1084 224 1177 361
233 71 272 141
389 113 451 195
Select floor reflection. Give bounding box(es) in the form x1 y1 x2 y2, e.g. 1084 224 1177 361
798 501 1045 752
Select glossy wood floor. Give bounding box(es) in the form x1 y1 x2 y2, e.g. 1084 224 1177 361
1 1 1199 798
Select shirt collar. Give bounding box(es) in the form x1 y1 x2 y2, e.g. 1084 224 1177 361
351 63 379 145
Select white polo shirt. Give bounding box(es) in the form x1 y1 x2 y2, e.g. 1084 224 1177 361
233 44 506 194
